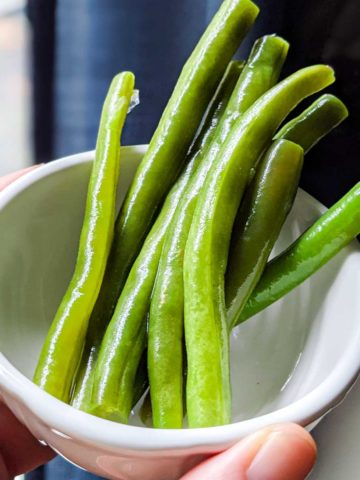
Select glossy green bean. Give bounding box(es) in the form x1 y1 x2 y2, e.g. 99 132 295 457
33 72 135 401
88 62 244 421
84 0 259 365
148 34 289 429
274 93 348 152
236 182 360 324
184 64 334 428
226 140 304 329
71 62 244 412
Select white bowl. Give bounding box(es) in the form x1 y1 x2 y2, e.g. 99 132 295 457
0 146 359 480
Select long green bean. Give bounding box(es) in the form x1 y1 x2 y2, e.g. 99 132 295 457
226 140 304 329
33 72 135 401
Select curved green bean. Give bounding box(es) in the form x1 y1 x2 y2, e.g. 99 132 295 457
88 62 244 420
184 64 335 428
275 93 348 152
236 182 360 324
33 72 135 401
226 140 304 329
71 61 244 411
149 34 289 429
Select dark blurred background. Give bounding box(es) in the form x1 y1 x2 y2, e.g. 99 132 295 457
1 0 359 207
0 2 359 478
26 0 360 208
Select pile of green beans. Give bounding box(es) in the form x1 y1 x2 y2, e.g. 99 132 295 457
149 33 289 429
34 0 358 429
72 0 258 411
90 62 245 421
71 60 245 412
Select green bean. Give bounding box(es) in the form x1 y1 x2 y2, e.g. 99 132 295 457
149 34 289 429
226 140 304 329
184 65 334 428
274 93 348 152
33 72 135 401
84 0 259 366
236 182 360 325
71 61 244 412
88 62 244 420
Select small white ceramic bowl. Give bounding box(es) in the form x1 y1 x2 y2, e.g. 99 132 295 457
0 146 359 480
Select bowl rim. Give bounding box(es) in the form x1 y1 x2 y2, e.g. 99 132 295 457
0 147 360 452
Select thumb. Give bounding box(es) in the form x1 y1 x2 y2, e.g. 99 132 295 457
181 423 317 480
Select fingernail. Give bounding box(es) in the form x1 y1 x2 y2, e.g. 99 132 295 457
247 424 317 480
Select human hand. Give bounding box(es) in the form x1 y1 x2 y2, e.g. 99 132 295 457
0 402 55 478
181 423 316 480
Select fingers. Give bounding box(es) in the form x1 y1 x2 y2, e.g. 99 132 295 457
0 165 39 192
181 423 317 480
0 403 55 477
0 454 10 480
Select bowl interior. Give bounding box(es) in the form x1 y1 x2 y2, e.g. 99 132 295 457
0 147 359 425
